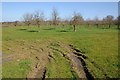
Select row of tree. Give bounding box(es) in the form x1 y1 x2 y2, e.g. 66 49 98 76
2 8 120 31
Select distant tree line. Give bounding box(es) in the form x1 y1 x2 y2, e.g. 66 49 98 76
2 8 120 31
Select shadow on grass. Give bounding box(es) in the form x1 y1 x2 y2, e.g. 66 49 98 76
58 30 69 32
18 29 39 32
18 28 27 31
28 30 39 32
43 28 55 30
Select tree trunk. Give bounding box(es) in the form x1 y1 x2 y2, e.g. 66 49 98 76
28 24 29 27
73 25 76 32
96 24 98 28
118 24 120 29
14 24 17 26
88 24 90 27
27 22 30 27
108 24 110 29
37 23 40 27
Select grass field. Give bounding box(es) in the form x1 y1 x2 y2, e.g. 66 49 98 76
2 25 118 78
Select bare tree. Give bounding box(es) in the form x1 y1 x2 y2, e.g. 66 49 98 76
72 12 83 32
33 11 44 27
85 18 93 27
22 13 33 26
94 17 99 28
101 18 108 29
105 15 114 28
51 8 59 25
14 21 18 26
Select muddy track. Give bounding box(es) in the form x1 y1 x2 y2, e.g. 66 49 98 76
77 57 94 79
3 42 107 79
67 45 95 79
26 67 47 80
48 43 94 79
66 52 87 78
27 42 94 80
69 44 110 79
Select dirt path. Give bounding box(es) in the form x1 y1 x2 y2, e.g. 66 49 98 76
2 53 17 64
67 52 87 78
67 44 95 80
2 42 94 79
26 42 88 79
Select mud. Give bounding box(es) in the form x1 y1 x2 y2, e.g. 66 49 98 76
73 52 87 59
69 44 95 79
78 57 94 80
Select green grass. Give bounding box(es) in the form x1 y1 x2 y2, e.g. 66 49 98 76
2 59 31 78
2 25 118 78
46 43 78 78
46 50 73 78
